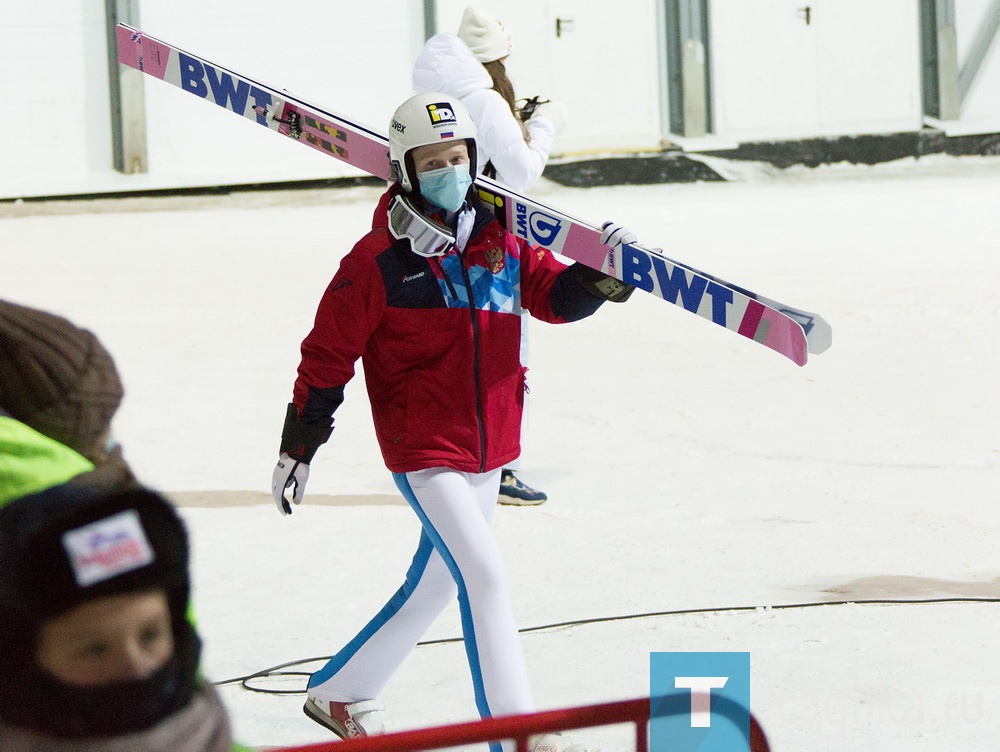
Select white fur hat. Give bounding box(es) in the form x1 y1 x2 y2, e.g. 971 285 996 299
457 7 512 63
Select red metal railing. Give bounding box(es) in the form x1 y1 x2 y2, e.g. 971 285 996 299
276 696 770 752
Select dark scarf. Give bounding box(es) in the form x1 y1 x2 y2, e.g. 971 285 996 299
0 682 233 752
0 619 203 739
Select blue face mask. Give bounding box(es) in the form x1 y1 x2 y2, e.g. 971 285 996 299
418 163 473 212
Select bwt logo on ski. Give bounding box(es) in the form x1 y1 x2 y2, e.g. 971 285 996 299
177 52 273 126
650 652 751 752
515 202 564 248
622 248 734 324
426 103 457 125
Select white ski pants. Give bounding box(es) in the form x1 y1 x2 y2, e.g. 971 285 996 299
308 467 534 725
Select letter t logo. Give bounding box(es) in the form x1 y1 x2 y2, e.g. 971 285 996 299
650 652 750 752
674 676 729 727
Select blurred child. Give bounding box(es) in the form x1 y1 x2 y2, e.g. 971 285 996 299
0 483 239 749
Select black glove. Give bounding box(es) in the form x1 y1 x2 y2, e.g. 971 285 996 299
272 404 334 516
518 95 550 120
572 220 640 303
573 264 636 303
278 403 333 462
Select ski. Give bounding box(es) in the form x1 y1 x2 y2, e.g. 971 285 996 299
116 24 831 366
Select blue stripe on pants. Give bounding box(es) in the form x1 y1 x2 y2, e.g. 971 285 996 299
307 524 436 689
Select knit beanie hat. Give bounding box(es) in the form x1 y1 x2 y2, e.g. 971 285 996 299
0 484 190 638
0 300 123 463
457 6 512 63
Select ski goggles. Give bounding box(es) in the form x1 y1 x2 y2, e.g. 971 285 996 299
387 194 455 258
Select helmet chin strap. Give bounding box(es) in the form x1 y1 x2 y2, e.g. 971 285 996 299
387 193 456 257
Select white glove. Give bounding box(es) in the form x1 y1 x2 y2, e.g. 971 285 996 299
272 452 310 515
600 221 637 251
532 101 568 134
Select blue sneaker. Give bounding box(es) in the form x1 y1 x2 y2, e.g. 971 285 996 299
498 469 548 506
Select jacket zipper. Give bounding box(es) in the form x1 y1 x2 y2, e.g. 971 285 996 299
434 257 460 301
457 254 487 473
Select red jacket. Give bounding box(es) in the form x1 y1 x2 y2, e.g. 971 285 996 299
292 186 603 474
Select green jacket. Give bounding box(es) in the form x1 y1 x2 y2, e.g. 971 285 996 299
0 415 94 505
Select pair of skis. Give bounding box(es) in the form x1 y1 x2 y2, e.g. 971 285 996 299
115 24 831 366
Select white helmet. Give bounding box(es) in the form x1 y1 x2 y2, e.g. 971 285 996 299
389 92 478 193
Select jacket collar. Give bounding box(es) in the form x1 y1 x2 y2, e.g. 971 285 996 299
375 184 499 248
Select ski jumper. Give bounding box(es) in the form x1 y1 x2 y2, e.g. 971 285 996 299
293 186 604 733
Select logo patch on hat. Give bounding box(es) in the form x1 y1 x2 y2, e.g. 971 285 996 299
62 509 156 587
426 103 457 126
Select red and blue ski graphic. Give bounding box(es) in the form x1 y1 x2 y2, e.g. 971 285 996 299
116 24 831 366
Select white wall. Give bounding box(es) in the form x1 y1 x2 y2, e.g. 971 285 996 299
136 2 422 188
0 1 424 199
433 0 664 155
1 0 667 199
1 3 115 198
3 2 998 199
957 0 1000 128
709 0 923 141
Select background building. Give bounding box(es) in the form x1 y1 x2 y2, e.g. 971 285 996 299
3 0 998 199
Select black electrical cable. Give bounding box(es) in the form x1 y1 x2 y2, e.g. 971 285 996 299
211 596 1000 694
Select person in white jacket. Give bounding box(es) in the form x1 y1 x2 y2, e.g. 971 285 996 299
413 7 567 506
413 11 565 190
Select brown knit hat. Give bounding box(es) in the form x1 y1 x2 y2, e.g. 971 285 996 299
0 300 123 462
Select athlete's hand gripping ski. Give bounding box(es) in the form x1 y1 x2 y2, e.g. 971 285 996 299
572 221 637 303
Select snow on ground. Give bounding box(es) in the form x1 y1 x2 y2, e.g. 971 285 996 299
3 154 1000 750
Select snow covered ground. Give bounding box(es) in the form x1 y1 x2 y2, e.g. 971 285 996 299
3 154 1000 751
